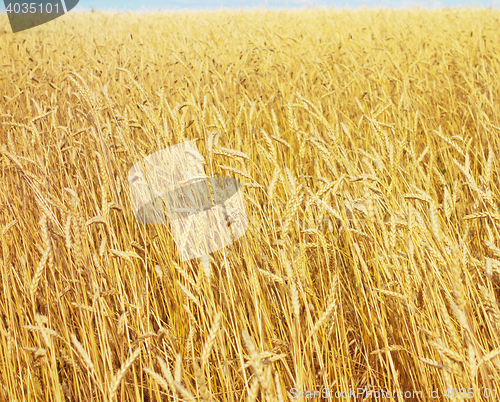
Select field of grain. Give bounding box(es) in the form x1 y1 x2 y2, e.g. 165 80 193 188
1 7 500 401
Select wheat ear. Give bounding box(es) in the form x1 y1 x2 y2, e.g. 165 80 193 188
108 347 141 400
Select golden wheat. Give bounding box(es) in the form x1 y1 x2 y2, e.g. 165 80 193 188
2 7 500 401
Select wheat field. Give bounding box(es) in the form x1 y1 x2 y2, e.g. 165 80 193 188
1 6 500 401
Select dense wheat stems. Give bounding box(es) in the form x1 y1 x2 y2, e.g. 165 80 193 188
0 7 500 401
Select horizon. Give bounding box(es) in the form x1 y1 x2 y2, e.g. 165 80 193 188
1 0 498 12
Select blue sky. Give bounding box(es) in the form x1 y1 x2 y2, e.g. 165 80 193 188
67 0 500 9
1 0 498 11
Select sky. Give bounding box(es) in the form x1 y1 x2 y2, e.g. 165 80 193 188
66 0 500 9
1 0 499 12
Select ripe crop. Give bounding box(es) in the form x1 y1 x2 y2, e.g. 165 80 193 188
1 7 500 401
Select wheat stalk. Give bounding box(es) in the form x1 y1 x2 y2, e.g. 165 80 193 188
71 334 95 374
30 246 50 298
307 275 338 342
201 312 222 367
108 347 141 400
